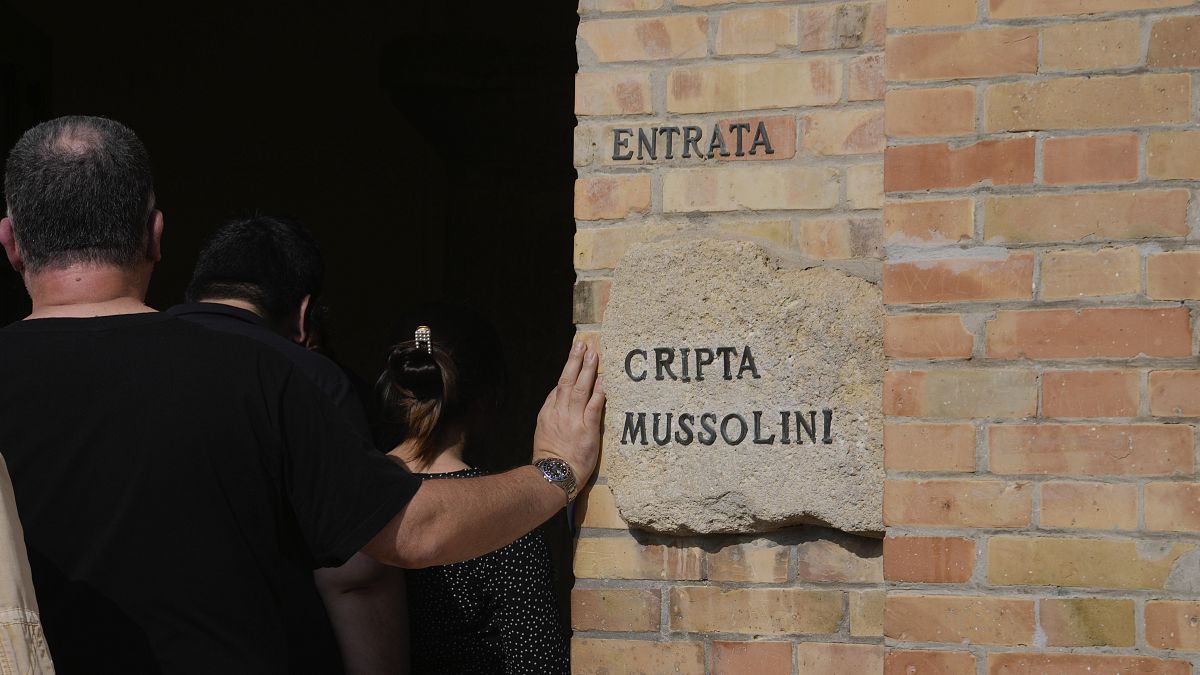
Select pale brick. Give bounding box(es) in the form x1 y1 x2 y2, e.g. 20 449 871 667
850 592 884 637
990 0 1190 18
707 540 789 583
1146 483 1200 532
801 108 883 156
575 71 653 116
799 2 885 52
886 28 1037 81
579 0 663 11
884 479 1032 528
571 588 660 632
1146 601 1200 650
883 252 1034 304
986 308 1193 359
575 482 626 529
885 86 975 138
796 216 881 260
715 8 798 56
884 314 973 359
1041 370 1139 418
984 190 1190 243
1040 247 1140 300
1150 251 1200 300
884 536 976 583
887 0 976 27
847 163 883 210
712 641 790 675
985 74 1192 132
574 174 651 221
886 595 1035 646
579 15 708 63
989 424 1193 476
1149 15 1200 68
573 279 612 325
886 650 976 675
1043 134 1138 185
573 639 704 675
575 223 685 270
988 653 1189 675
884 369 1037 418
669 587 843 635
884 138 1034 192
848 54 884 101
1042 20 1141 71
676 0 781 5
575 124 598 167
1150 370 1200 417
988 536 1193 589
574 536 702 580
1040 598 1134 647
795 537 883 583
717 221 792 247
668 60 840 113
797 643 884 674
1149 131 1200 180
1042 481 1138 530
884 423 976 473
884 198 973 245
663 166 839 213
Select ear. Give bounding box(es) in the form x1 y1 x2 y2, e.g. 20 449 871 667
147 210 164 262
293 294 312 345
0 217 24 273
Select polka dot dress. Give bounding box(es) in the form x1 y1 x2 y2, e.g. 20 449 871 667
408 468 570 674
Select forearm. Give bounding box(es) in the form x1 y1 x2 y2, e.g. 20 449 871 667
315 555 410 675
363 465 564 568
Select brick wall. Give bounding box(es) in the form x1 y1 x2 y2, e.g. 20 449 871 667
883 1 1200 674
572 0 886 672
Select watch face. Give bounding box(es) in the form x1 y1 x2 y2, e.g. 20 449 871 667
542 458 570 481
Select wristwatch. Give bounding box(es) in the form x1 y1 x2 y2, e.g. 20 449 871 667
534 457 578 504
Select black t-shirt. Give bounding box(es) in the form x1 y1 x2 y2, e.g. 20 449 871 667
0 313 422 674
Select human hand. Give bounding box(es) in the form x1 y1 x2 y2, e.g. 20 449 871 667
532 340 605 486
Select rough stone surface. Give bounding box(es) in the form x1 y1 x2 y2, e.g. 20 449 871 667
601 239 883 535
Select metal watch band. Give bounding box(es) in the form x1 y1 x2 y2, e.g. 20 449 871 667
534 457 577 504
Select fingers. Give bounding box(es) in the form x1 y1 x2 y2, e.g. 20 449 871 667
584 375 606 429
570 349 599 413
555 340 587 411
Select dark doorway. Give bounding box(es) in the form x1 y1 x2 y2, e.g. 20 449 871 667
0 0 580 471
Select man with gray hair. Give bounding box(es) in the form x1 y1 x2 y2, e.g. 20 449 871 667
0 115 603 674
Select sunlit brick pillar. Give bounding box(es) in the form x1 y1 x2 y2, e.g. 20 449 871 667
883 1 1200 673
571 0 887 672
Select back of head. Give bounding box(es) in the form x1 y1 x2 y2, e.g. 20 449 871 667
185 215 323 324
3 115 155 271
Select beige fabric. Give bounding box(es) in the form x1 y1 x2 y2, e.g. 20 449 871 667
0 455 53 674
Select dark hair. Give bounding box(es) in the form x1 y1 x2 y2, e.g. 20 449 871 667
185 215 323 324
374 305 507 467
3 115 155 271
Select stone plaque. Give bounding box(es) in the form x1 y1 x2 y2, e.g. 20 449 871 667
601 238 883 535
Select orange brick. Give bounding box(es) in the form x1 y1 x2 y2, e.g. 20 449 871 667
579 0 664 11
571 588 660 632
883 253 1034 304
1041 370 1139 418
886 650 976 675
884 138 1034 192
848 54 884 101
795 216 881 260
1040 247 1140 300
988 653 1189 675
884 536 975 583
884 370 1037 418
1041 481 1138 530
795 537 883 583
989 424 1193 476
884 479 1032 528
885 314 973 359
987 307 1193 359
573 279 612 325
573 639 705 675
1043 134 1138 185
1146 600 1200 650
1042 20 1141 72
988 536 1193 589
884 423 976 473
1146 483 1200 532
850 591 884 637
984 190 1190 243
574 536 703 580
574 175 651 221
883 198 973 245
708 540 789 583
1040 598 1134 647
712 641 790 675
575 223 685 271
799 2 885 52
715 8 798 56
886 28 1037 81
884 86 975 138
796 643 884 675
887 0 976 27
886 595 1034 646
1149 15 1200 68
575 483 626 529
669 587 843 635
990 0 1190 18
664 166 839 213
578 15 708 63
668 60 840 113
1149 131 1200 180
1149 250 1200 300
1150 370 1200 417
986 74 1192 132
574 72 653 117
800 108 884 156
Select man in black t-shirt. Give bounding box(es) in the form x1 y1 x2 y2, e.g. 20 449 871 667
0 116 603 674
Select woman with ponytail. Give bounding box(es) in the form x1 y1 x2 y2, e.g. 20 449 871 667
375 309 570 674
